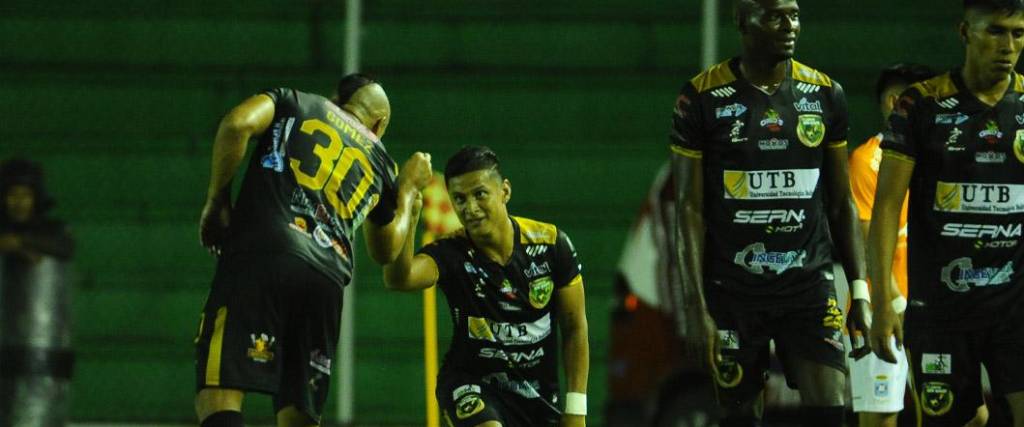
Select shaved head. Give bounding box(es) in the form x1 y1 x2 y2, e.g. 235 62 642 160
341 82 391 138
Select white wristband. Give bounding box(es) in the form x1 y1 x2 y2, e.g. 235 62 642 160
851 279 870 302
891 295 907 314
564 392 587 416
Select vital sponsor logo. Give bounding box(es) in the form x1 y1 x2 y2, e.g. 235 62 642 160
921 353 952 375
733 242 807 274
467 313 552 345
940 257 1014 292
729 119 747 143
478 347 545 368
941 223 1022 239
935 113 969 125
758 138 789 151
934 182 1024 214
978 120 1003 144
793 97 823 113
247 333 276 363
796 114 826 147
522 261 551 279
723 168 819 200
715 103 748 118
975 151 1007 164
760 108 785 132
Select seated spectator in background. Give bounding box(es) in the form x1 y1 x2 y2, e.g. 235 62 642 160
0 158 73 261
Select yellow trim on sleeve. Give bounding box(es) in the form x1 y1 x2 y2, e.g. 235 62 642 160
515 217 558 245
565 274 584 289
670 145 703 159
205 306 228 386
827 140 848 149
882 149 916 164
791 60 833 87
690 60 738 93
912 73 958 100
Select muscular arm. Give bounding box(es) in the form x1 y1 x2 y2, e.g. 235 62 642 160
363 184 422 265
206 95 275 202
378 197 442 292
823 143 868 283
557 276 589 421
867 154 914 318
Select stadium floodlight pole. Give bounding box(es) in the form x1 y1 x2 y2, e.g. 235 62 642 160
336 0 361 425
701 0 719 69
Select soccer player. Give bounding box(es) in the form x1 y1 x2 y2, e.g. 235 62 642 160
670 1 869 426
849 63 935 427
381 146 590 427
194 74 433 427
868 1 1024 426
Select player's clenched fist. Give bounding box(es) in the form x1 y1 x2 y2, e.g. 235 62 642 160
399 152 433 191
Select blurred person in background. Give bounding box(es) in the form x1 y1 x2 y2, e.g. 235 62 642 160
193 73 432 427
868 1 1024 426
0 158 73 261
670 1 869 426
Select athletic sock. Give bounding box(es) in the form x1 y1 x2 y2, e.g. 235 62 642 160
801 405 844 427
201 411 244 427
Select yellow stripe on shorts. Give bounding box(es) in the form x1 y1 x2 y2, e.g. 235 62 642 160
205 306 228 386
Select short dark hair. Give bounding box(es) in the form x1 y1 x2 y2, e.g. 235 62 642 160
444 146 502 183
964 0 1024 13
875 63 937 103
0 158 54 220
336 73 377 105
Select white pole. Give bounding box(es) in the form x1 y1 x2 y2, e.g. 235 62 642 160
337 0 361 424
701 0 719 69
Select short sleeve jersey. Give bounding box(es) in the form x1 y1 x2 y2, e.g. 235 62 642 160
419 216 582 416
226 88 399 287
670 58 848 300
850 134 909 298
881 70 1024 329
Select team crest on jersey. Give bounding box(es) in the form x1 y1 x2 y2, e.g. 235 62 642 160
921 382 954 416
715 357 744 388
528 277 555 309
453 385 486 419
1014 130 1024 164
247 333 276 363
796 114 825 147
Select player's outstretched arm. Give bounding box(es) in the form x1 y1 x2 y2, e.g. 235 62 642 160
363 153 432 264
823 141 872 357
381 250 439 292
867 152 914 363
199 94 275 254
557 275 589 427
672 152 719 372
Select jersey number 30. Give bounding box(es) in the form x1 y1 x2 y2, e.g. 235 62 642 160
290 118 374 220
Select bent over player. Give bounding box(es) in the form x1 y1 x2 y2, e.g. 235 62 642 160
382 146 590 427
670 1 869 426
194 74 432 427
868 1 1024 426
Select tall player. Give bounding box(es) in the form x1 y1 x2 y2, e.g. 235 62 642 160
193 74 433 427
849 63 935 427
868 1 1024 426
670 1 870 426
381 146 590 427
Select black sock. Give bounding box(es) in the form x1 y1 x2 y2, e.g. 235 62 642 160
719 416 761 427
201 411 244 427
801 405 844 427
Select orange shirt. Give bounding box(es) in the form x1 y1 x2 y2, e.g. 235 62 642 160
850 134 909 298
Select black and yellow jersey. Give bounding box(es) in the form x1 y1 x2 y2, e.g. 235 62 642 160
670 58 849 302
419 216 582 417
882 70 1024 329
225 88 398 287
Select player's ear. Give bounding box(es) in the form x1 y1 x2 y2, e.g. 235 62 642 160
959 20 969 44
502 179 511 204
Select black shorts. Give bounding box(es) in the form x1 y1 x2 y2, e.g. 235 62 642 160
906 313 1024 427
194 253 342 422
436 373 559 427
706 280 847 404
